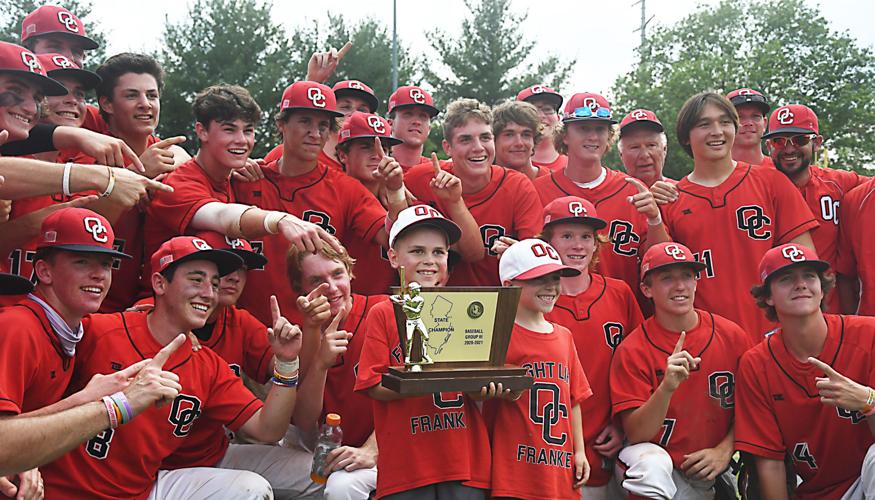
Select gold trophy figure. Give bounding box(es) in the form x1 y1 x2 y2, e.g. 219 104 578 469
391 268 432 371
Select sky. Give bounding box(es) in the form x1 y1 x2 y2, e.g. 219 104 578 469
91 0 875 99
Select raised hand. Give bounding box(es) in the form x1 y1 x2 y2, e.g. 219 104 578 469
78 358 151 402
373 137 404 192
428 153 463 203
809 357 872 411
267 295 303 362
123 333 186 413
625 177 660 220
306 41 353 83
297 283 332 328
651 180 679 205
316 305 351 370
140 136 186 179
661 331 700 393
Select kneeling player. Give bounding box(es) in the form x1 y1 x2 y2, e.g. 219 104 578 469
736 244 875 499
611 243 751 499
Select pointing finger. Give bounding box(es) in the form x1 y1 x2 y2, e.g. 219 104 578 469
431 153 442 176
374 137 385 158
625 176 650 194
808 357 841 378
152 333 186 368
337 41 353 60
306 283 330 302
327 305 346 333
152 136 187 149
117 358 151 378
672 331 686 355
270 295 281 325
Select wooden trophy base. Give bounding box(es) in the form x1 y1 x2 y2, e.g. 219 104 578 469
382 365 534 395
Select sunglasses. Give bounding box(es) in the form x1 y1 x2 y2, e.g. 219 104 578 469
569 106 612 119
768 134 816 149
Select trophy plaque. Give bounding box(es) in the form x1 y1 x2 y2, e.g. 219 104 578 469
381 283 534 395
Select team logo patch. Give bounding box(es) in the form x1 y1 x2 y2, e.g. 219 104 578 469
348 80 364 90
530 84 546 94
20 52 41 73
582 97 597 111
603 322 623 350
781 245 805 263
631 109 648 120
57 11 79 32
224 236 244 249
191 238 211 251
409 88 426 103
529 382 568 445
51 55 73 68
83 217 109 243
737 89 754 95
307 87 326 108
568 201 586 216
609 220 640 256
481 224 506 257
736 205 772 240
367 115 386 134
708 371 735 409
168 395 202 437
776 107 795 125
664 244 686 260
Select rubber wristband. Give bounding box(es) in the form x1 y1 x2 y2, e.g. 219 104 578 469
62 162 73 197
271 376 299 388
102 396 118 429
100 167 116 198
274 357 300 377
863 388 875 416
110 392 133 424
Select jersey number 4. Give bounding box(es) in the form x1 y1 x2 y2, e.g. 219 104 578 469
793 442 818 469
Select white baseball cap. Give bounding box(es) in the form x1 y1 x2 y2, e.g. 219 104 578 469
389 205 462 247
499 239 581 282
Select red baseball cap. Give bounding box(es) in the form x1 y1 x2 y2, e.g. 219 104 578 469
37 207 130 259
499 238 580 282
389 205 461 247
0 273 33 295
338 111 402 146
516 84 563 111
758 244 829 284
726 88 770 114
763 104 819 138
37 53 100 90
333 80 379 113
0 42 67 96
619 109 664 136
279 81 343 117
640 242 705 280
562 92 617 124
194 231 267 270
388 85 439 117
542 196 607 230
151 236 243 277
20 5 99 50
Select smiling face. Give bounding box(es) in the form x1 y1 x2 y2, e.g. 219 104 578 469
298 252 353 317
390 106 431 147
563 121 611 163
766 265 824 319
42 75 87 127
388 226 449 287
197 118 255 172
154 259 220 331
443 118 495 179
768 133 821 178
734 104 766 148
509 272 562 314
34 250 113 321
494 121 535 171
0 74 42 141
686 103 736 162
100 72 160 139
547 222 597 274
641 265 698 316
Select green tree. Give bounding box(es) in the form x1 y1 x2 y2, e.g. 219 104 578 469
612 0 875 178
423 0 574 109
0 0 106 70
157 0 295 157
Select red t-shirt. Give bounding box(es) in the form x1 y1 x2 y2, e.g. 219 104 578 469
735 315 875 500
354 300 491 498
837 177 875 315
485 323 591 500
0 299 73 414
660 163 819 342
611 310 752 467
534 168 659 303
404 163 543 286
144 157 235 280
545 273 643 486
42 312 263 500
161 305 272 469
533 154 568 172
233 161 386 325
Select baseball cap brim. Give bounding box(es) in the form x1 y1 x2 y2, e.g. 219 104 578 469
282 106 344 118
390 102 440 118
643 260 707 279
513 263 581 281
763 127 817 139
230 249 267 270
46 243 131 259
335 88 379 113
47 67 101 90
0 273 33 295
341 134 403 147
522 93 562 111
29 31 99 51
391 219 462 248
563 116 618 125
169 249 244 277
1 69 67 96
545 215 608 231
729 96 770 114
763 259 830 284
620 119 664 136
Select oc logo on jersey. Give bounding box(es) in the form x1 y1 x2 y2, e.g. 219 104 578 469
736 205 772 240
168 395 202 437
529 382 568 446
708 371 735 409
57 10 80 32
367 115 386 134
83 217 109 243
820 195 839 225
609 220 640 256
481 224 506 256
20 51 41 73
307 87 326 108
603 322 624 350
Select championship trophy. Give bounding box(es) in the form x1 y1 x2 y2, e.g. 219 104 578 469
381 267 534 395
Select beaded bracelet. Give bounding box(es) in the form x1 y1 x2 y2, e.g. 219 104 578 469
102 396 119 429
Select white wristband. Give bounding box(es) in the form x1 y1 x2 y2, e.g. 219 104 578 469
274 357 300 376
386 187 405 205
647 213 663 226
62 162 73 197
263 211 288 235
100 167 115 198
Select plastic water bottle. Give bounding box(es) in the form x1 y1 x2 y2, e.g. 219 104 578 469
310 413 343 484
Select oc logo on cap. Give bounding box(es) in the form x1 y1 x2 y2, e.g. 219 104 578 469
568 201 586 216
224 236 244 249
367 115 386 134
530 84 547 94
409 87 425 103
83 217 109 243
530 241 560 261
776 107 795 125
664 244 687 260
582 97 597 111
20 52 41 73
57 10 79 32
348 80 364 90
307 87 326 108
781 245 804 262
631 110 648 120
192 238 211 251
51 55 73 68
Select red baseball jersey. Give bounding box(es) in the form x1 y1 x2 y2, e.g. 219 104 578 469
161 305 273 470
346 226 395 296
485 323 591 500
41 311 263 500
233 161 387 325
263 145 344 172
735 314 875 500
660 163 818 342
611 310 752 467
404 163 543 286
354 300 491 498
534 168 659 301
533 154 568 172
144 157 236 280
68 136 161 312
837 178 875 315
322 293 388 447
545 273 643 486
0 299 73 415
82 105 109 135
